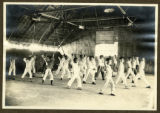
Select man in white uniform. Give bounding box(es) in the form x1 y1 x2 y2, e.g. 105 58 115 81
132 57 137 75
8 57 16 80
78 55 87 78
83 56 96 85
42 56 54 85
131 57 137 83
126 57 135 82
41 54 48 76
60 55 71 80
135 57 140 79
21 57 33 81
115 57 129 89
67 57 82 90
99 58 116 96
135 57 140 70
31 55 36 77
95 55 105 80
133 58 151 88
113 55 118 72
56 56 65 76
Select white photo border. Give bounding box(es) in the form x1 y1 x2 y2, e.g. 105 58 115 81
2 2 158 110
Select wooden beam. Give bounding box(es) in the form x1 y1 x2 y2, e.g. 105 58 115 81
40 13 79 27
68 16 135 22
37 6 93 13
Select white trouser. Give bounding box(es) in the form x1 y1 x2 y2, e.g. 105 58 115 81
21 68 32 78
126 68 135 80
56 64 63 75
115 72 127 86
61 68 71 78
100 77 115 94
134 69 150 86
43 68 54 81
8 66 16 76
32 65 36 73
83 68 96 82
79 65 86 77
67 73 82 88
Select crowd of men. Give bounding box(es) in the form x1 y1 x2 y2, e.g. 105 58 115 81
8 53 151 96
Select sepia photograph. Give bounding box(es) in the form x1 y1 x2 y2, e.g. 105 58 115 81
3 2 158 110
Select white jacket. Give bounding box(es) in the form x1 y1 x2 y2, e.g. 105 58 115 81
118 62 124 73
105 65 113 78
127 60 132 68
23 58 32 69
139 60 145 70
72 62 80 76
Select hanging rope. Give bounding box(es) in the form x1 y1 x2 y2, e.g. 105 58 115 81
38 22 52 43
32 22 36 43
57 29 75 55
59 29 74 47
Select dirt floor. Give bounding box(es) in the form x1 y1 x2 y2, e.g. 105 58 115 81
4 73 156 110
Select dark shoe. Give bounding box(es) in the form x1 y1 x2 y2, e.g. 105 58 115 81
92 82 96 85
83 81 86 84
51 80 53 85
132 85 136 87
12 77 15 80
131 80 134 83
127 77 130 79
98 92 103 95
102 78 105 80
60 78 63 80
138 78 141 80
121 81 123 83
42 80 44 84
111 93 116 96
125 86 129 89
77 87 82 90
146 86 151 88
